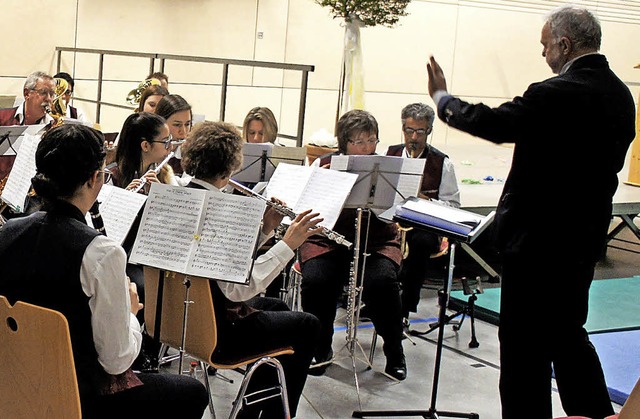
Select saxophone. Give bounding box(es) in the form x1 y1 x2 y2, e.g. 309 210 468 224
44 77 69 128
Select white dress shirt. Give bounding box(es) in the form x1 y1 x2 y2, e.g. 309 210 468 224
80 235 142 375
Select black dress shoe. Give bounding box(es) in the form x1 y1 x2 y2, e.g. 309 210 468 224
308 349 333 376
385 355 407 381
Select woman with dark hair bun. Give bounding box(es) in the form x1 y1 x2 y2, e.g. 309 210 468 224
0 124 208 419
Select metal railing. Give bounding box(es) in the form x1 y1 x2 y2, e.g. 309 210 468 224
55 47 315 146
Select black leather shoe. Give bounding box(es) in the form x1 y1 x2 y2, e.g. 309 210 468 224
385 355 407 381
308 349 333 376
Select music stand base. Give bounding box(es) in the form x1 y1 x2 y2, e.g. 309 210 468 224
352 408 479 418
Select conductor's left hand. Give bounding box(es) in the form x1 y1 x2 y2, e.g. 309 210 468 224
427 56 448 98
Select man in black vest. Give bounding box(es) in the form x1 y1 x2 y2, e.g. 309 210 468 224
386 103 460 328
427 5 635 418
0 124 208 418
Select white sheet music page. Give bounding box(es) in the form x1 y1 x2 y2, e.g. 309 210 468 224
1 133 40 212
130 184 204 273
189 192 265 283
395 157 426 205
94 184 148 245
265 163 357 230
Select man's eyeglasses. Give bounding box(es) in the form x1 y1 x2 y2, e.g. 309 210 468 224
147 135 173 150
32 89 56 98
403 127 428 136
65 90 73 96
348 138 380 147
101 168 112 184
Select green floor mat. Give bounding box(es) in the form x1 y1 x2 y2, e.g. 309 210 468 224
449 276 640 332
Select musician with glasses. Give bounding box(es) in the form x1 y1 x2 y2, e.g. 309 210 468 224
181 120 322 418
386 103 460 330
108 112 178 192
154 94 193 180
53 72 91 125
302 109 408 380
0 124 208 419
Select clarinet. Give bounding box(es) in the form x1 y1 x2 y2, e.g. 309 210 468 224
228 179 353 249
89 200 107 236
131 151 175 194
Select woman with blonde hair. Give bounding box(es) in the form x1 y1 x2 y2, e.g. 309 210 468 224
242 106 279 144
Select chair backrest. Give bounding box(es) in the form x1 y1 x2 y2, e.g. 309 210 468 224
143 267 217 363
0 295 81 419
619 376 640 419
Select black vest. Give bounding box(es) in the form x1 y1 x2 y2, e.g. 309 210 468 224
0 201 112 397
386 144 447 200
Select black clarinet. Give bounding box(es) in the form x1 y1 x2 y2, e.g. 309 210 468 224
89 200 107 236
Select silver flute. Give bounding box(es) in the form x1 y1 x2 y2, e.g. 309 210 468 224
228 179 352 249
131 151 175 193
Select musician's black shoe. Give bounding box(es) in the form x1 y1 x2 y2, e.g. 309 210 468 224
308 349 333 376
384 354 407 381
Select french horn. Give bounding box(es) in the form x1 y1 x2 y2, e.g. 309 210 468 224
126 78 161 105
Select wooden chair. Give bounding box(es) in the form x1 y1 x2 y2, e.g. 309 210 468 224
143 267 294 418
0 295 81 419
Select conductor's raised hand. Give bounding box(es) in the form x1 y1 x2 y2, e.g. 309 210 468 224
427 56 448 98
282 209 323 251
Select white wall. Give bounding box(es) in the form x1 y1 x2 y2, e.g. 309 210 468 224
1 0 638 155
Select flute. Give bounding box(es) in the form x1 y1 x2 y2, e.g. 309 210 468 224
228 179 352 249
131 151 175 193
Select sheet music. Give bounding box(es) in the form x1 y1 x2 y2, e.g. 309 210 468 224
1 133 40 212
93 184 148 245
189 193 265 283
270 146 307 167
331 155 425 214
130 183 264 283
265 163 358 230
232 143 274 183
130 185 204 272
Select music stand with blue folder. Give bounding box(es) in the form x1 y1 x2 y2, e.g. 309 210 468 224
353 197 494 419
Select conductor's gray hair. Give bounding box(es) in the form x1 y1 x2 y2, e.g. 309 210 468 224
24 71 52 90
545 5 601 52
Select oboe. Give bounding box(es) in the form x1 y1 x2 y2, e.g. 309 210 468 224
131 151 175 193
228 179 352 249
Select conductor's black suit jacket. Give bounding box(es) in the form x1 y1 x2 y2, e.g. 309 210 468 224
437 54 636 259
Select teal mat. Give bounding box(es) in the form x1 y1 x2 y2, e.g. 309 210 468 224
450 276 640 332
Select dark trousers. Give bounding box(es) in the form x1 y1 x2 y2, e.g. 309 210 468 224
218 297 320 418
81 372 208 419
399 228 442 317
300 249 404 361
498 251 613 419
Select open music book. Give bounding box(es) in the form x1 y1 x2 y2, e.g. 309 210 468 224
0 131 41 212
330 155 425 213
383 196 495 243
129 183 265 284
86 184 148 245
264 162 359 229
232 143 307 184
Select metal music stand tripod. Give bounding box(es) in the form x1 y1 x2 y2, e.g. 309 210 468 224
353 198 494 419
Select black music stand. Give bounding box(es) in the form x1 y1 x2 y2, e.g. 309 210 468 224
352 197 494 419
327 155 425 409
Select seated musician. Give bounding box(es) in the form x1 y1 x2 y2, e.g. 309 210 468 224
134 84 169 113
53 72 91 125
154 94 192 181
108 112 178 191
180 120 321 419
242 106 279 144
301 109 408 380
386 103 461 330
0 124 208 419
